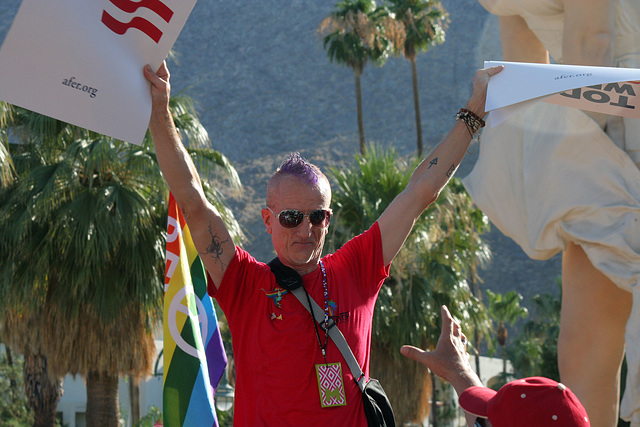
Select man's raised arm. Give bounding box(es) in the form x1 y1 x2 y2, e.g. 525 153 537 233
144 62 235 288
377 66 503 266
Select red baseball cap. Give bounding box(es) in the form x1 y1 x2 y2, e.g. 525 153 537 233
459 377 590 426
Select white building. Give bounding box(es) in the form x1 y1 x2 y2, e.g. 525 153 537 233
57 339 163 427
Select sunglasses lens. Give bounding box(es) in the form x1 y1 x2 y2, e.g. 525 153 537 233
309 209 329 227
278 210 304 228
273 209 330 228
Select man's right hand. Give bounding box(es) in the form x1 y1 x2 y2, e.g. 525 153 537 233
144 62 172 119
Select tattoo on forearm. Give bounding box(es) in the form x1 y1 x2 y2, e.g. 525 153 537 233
202 224 229 267
446 164 456 178
428 157 438 169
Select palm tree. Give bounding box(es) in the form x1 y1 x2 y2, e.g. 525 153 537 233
385 0 448 156
0 104 66 426
0 94 243 425
486 289 529 376
327 144 492 424
318 0 402 154
507 279 561 381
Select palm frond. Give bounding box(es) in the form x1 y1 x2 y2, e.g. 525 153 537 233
189 148 242 192
170 93 210 149
318 0 395 69
0 138 14 187
385 0 450 58
201 180 245 245
0 101 13 128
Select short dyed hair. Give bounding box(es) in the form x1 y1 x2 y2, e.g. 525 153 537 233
276 152 323 183
266 152 331 206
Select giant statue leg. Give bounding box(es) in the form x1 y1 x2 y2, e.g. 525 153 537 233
559 242 632 427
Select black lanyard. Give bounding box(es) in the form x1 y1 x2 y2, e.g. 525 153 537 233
302 260 330 362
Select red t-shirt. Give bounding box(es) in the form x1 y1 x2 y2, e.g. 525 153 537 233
211 222 389 426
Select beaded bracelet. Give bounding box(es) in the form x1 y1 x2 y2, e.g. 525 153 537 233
456 108 485 136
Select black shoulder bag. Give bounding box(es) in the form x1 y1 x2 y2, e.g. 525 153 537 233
268 258 396 427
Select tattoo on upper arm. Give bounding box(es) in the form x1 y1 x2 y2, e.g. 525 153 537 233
446 164 456 177
428 158 438 169
201 224 229 268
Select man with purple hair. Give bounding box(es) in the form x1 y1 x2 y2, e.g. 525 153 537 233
144 62 502 426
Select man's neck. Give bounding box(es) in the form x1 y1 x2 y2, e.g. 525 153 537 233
293 263 319 276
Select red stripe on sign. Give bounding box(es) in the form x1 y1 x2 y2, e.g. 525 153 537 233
107 0 174 23
101 11 163 43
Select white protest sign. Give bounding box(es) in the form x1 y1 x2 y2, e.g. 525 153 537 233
0 0 198 145
485 61 640 127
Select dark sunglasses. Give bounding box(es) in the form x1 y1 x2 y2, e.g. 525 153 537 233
268 207 332 229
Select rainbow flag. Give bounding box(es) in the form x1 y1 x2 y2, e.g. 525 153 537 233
163 194 227 426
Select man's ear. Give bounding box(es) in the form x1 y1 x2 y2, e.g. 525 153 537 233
261 208 273 234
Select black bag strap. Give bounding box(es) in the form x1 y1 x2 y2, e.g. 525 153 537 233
267 257 303 290
267 257 367 391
